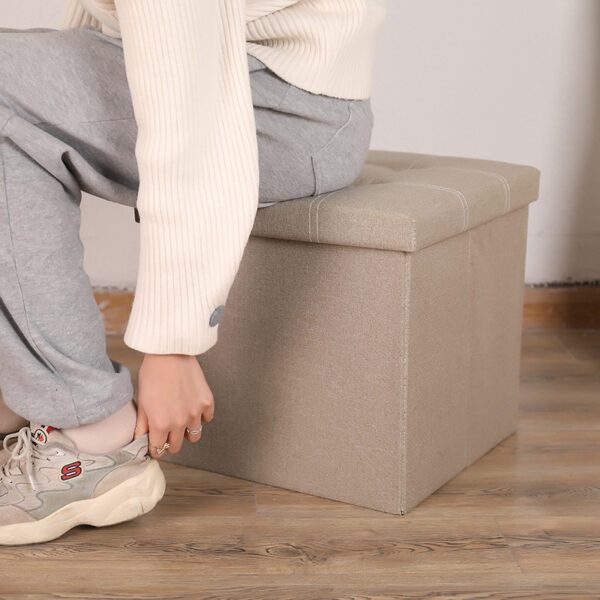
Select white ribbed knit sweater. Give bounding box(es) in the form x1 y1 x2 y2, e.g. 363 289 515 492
59 0 387 355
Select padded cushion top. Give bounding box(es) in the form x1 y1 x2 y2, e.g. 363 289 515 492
251 149 540 253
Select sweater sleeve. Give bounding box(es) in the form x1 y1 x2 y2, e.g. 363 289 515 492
112 0 259 355
59 0 103 30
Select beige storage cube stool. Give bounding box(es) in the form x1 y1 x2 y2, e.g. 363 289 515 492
165 149 541 515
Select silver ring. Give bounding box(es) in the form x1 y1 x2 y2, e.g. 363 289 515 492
154 441 170 455
186 425 203 435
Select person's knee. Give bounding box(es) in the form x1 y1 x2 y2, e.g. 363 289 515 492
0 29 99 128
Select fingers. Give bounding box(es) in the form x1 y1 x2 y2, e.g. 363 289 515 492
149 423 202 458
144 411 207 459
148 426 170 459
136 403 169 459
184 416 204 443
165 416 204 453
134 402 149 441
167 426 185 454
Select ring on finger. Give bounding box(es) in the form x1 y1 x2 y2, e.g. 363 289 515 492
154 441 171 455
186 425 203 435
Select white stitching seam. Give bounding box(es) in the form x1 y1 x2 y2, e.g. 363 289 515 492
400 252 410 514
308 179 469 246
388 181 471 232
307 194 319 242
444 166 511 213
311 100 354 197
308 191 335 242
466 228 472 466
308 167 507 245
314 192 334 243
308 99 362 241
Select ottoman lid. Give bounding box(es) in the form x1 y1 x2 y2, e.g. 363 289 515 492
251 150 541 252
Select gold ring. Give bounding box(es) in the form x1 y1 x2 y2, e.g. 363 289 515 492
186 425 203 435
154 441 170 455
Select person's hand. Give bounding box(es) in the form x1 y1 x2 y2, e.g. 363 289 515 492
134 353 215 459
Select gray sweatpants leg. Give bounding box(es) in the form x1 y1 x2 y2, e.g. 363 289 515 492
0 26 373 429
0 27 140 428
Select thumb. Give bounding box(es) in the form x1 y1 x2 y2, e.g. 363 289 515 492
134 402 149 440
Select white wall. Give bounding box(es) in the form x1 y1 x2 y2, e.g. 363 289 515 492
373 0 600 284
2 0 599 285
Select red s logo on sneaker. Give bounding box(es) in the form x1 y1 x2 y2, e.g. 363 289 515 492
33 430 47 444
60 461 83 481
33 425 54 444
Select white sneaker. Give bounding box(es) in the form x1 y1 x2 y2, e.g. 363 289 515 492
0 424 165 545
0 432 15 468
0 442 9 469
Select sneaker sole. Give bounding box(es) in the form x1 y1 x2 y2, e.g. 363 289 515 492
0 458 166 546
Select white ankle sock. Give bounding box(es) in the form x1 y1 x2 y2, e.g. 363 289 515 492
59 398 137 454
0 393 28 434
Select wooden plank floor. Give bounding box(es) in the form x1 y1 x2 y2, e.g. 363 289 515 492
1 329 599 599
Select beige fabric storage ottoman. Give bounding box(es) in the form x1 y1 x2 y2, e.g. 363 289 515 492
165 149 541 515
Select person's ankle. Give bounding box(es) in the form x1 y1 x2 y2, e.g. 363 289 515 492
58 398 137 454
0 394 28 434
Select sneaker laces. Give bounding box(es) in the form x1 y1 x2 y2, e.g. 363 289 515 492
1 427 48 491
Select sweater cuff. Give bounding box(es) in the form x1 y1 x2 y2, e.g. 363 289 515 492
123 215 224 356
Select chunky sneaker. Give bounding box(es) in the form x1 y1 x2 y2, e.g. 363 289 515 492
0 437 9 469
0 423 166 545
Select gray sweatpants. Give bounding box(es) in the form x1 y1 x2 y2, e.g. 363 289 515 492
0 25 374 428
